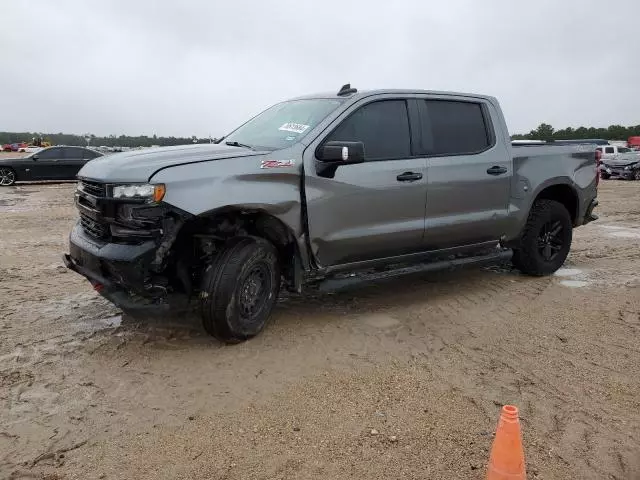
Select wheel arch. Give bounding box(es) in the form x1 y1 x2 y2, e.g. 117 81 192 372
179 206 305 290
533 183 579 225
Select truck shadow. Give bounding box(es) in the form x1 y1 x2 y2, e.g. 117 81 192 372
106 262 525 347
275 263 517 320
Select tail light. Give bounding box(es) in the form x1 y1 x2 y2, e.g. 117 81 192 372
595 149 602 187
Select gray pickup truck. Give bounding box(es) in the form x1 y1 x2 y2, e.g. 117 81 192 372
64 84 599 343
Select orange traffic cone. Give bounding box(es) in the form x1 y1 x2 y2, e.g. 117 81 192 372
486 405 526 480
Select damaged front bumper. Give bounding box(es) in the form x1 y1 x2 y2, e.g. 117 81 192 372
64 179 193 311
64 222 175 311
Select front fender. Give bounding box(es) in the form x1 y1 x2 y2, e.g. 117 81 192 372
149 158 304 240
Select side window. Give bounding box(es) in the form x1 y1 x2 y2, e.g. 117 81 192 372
64 148 83 159
36 148 62 159
325 100 411 161
605 147 614 154
618 147 631 153
420 100 491 155
83 149 100 159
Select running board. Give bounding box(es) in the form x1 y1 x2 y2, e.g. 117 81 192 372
313 249 513 293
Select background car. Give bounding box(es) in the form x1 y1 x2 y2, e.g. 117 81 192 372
596 145 640 161
0 146 104 186
19 145 44 153
598 150 640 180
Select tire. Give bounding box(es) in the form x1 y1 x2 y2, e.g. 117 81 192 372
0 167 16 186
634 170 640 181
512 199 572 276
600 173 610 180
200 237 280 343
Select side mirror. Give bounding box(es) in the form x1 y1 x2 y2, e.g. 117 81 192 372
316 141 364 178
318 141 365 164
32 155 39 160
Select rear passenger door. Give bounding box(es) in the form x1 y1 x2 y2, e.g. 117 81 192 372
304 97 428 266
55 147 86 179
417 98 511 249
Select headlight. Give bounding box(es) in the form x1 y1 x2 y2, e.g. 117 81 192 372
112 183 165 202
625 166 630 171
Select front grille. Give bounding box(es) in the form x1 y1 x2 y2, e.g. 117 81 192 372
80 213 108 239
80 180 106 197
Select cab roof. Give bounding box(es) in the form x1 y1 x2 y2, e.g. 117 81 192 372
289 87 496 103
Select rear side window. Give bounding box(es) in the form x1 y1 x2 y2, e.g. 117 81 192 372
326 100 411 161
83 149 100 159
65 148 84 159
419 100 491 156
618 147 631 153
605 147 614 154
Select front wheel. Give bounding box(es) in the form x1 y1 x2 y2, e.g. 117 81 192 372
634 170 640 181
200 237 280 344
0 167 16 186
512 199 572 276
600 172 610 180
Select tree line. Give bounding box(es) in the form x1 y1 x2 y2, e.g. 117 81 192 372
2 123 640 147
0 132 212 147
512 124 640 141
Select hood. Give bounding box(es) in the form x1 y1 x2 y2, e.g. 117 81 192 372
77 144 266 182
606 153 640 167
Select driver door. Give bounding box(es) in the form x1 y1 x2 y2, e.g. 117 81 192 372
303 97 428 267
30 147 65 180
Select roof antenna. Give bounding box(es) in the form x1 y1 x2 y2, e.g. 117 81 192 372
337 83 357 96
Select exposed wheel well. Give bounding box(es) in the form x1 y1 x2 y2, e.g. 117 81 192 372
175 208 300 290
534 184 578 225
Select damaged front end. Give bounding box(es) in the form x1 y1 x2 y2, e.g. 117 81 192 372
63 179 191 312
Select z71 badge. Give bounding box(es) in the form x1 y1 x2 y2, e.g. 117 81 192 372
260 159 295 169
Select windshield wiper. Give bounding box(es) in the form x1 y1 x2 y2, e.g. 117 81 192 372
225 141 253 150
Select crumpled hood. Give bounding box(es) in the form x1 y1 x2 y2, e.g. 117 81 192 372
77 144 266 182
606 153 640 167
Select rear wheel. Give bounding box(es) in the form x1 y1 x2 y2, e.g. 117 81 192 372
0 167 16 186
200 237 280 344
512 199 572 276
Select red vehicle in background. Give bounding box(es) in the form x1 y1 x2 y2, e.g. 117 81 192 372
628 136 640 150
2 142 28 152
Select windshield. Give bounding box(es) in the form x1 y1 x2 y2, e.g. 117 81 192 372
223 98 343 151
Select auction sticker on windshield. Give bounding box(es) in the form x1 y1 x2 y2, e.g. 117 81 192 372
278 122 310 134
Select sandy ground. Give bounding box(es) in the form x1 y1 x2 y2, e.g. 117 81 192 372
1 181 639 480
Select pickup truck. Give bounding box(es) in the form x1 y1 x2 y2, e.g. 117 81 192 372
63 85 599 343
596 145 640 180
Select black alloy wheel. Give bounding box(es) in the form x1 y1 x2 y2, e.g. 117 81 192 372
0 167 16 186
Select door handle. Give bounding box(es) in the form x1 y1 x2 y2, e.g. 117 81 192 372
486 166 507 175
396 171 423 182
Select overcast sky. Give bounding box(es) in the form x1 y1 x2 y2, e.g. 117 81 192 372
1 0 638 137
